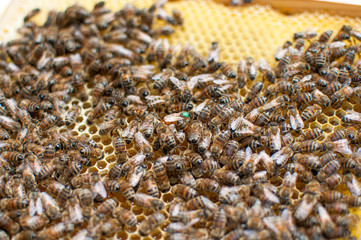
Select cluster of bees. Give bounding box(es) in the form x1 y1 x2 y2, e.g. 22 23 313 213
0 0 361 239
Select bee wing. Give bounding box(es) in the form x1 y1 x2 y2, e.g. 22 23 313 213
29 199 36 216
36 196 43 215
333 139 352 155
237 59 247 73
301 74 312 82
92 181 107 199
169 76 185 89
192 100 207 114
344 110 361 122
329 41 346 48
258 58 271 72
164 113 183 123
346 177 361 196
218 84 233 92
271 130 282 151
145 95 162 101
245 147 252 161
263 188 280 204
295 113 304 129
187 75 198 90
213 79 230 85
274 47 288 60
127 95 143 104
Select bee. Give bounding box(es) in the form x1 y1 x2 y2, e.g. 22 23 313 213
153 160 171 192
70 172 100 188
1 151 24 166
211 207 227 238
46 180 72 204
107 163 123 179
87 100 112 122
220 140 240 166
135 132 153 158
113 135 127 162
0 198 29 210
213 168 241 185
220 62 236 78
323 139 352 155
236 59 247 88
95 198 117 217
134 193 164 210
201 157 219 172
139 212 165 236
0 115 21 131
210 129 231 158
342 110 361 124
79 145 104 160
157 123 176 152
301 104 322 121
0 211 20 235
346 126 358 142
246 57 257 80
331 86 353 107
172 184 198 201
268 123 281 152
139 114 157 138
113 207 137 228
74 188 93 219
188 121 203 144
207 42 220 63
195 178 220 193
287 105 304 131
100 218 121 236
143 171 159 198
39 114 59 131
187 196 218 212
19 215 49 231
37 222 66 240
312 89 331 107
326 173 342 189
297 127 323 141
121 119 138 144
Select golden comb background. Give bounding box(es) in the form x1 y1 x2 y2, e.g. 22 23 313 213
1 0 361 239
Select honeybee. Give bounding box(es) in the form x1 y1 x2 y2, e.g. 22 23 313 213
122 152 146 173
195 178 220 193
236 59 247 88
74 188 93 219
113 207 137 228
213 168 241 186
268 123 281 152
210 129 231 158
187 195 218 212
188 121 203 144
95 198 117 217
153 160 171 192
323 139 352 155
301 104 322 121
211 207 227 238
258 58 275 83
134 193 165 210
139 212 165 236
246 57 257 81
342 110 361 124
121 119 139 144
142 171 159 198
287 105 304 131
169 75 198 102
312 89 331 107
37 222 66 240
134 132 153 158
139 113 158 138
172 184 198 201
0 115 21 131
207 42 220 63
270 146 293 168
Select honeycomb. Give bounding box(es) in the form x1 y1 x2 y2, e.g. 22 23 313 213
1 0 361 239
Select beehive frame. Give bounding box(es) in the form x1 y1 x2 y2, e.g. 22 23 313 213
1 0 361 239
